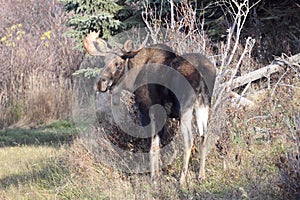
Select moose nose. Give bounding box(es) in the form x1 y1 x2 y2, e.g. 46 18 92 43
96 76 110 92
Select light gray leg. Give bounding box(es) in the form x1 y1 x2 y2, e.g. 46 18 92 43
150 134 160 181
149 112 160 181
198 135 207 181
179 107 194 185
195 101 209 181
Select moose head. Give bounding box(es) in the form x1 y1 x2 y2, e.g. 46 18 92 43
83 31 148 92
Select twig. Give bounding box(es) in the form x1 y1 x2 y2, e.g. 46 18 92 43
238 81 252 102
277 83 300 89
271 70 288 96
245 115 271 124
230 91 254 107
225 37 255 93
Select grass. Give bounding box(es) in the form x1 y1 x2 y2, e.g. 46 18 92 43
0 120 75 199
0 146 63 198
0 120 77 147
0 120 285 199
0 120 77 199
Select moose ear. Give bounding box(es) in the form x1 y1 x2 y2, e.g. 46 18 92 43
124 40 133 52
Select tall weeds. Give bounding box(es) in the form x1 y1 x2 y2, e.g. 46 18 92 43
0 0 84 128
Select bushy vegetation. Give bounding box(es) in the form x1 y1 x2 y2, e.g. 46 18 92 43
0 0 83 128
0 0 299 199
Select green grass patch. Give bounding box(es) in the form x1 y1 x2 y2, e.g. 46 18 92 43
0 120 78 147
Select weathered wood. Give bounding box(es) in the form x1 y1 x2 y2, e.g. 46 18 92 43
220 64 282 90
216 53 300 107
218 52 300 91
229 91 255 107
287 53 300 64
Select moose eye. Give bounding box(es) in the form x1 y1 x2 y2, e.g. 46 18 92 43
101 78 107 83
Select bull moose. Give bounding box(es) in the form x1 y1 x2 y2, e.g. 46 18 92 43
83 32 216 185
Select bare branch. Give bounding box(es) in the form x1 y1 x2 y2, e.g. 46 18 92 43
226 37 255 92
168 0 175 30
230 91 255 107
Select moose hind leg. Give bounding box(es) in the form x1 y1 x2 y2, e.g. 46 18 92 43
195 101 209 182
179 107 194 185
150 134 160 181
147 110 160 181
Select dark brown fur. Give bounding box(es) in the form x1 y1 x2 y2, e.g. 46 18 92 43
99 50 216 183
84 33 216 184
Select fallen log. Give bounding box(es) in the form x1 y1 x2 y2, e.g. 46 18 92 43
220 63 282 90
287 53 300 64
215 52 300 107
220 52 300 90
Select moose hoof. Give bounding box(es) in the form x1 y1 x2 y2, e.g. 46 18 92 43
179 175 187 186
151 174 159 185
197 175 205 183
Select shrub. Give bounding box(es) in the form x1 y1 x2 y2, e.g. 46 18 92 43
0 0 83 128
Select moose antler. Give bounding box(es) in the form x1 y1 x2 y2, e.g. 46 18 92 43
83 31 149 56
83 31 113 56
130 33 149 53
119 33 149 56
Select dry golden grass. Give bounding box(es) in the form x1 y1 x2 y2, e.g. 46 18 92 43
0 146 60 179
0 136 284 199
0 146 61 200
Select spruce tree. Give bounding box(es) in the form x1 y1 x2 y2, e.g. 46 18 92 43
60 0 122 48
